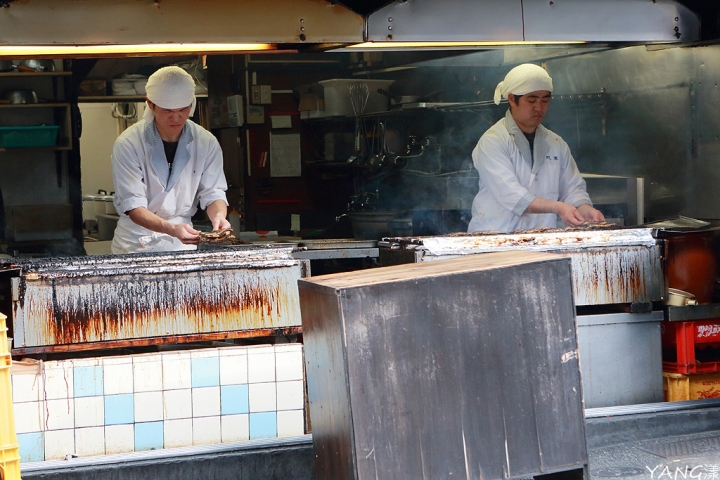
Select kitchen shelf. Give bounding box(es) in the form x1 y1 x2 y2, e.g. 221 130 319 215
0 71 72 78
78 93 208 102
0 103 71 108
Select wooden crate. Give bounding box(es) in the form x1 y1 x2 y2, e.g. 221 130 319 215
663 371 720 401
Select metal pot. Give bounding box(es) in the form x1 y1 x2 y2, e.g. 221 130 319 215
0 60 14 72
4 89 38 104
15 59 55 72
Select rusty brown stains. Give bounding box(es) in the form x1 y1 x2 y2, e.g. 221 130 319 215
22 267 299 346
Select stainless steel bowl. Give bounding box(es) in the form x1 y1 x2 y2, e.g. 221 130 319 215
4 89 38 104
15 59 56 72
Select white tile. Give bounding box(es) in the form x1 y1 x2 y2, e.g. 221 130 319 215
192 416 221 445
247 351 275 383
72 357 102 368
11 372 43 403
219 350 248 386
248 383 277 413
46 398 75 430
274 343 302 353
13 401 43 434
44 361 74 400
190 348 220 360
275 350 304 382
105 424 134 455
74 396 104 428
103 362 134 395
163 389 192 420
277 410 305 437
75 426 105 457
162 352 192 390
134 391 164 422
164 418 193 448
133 356 163 393
276 381 305 411
221 414 249 443
192 386 220 417
44 429 75 460
102 356 133 367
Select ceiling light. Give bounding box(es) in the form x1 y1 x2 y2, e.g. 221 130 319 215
0 43 277 57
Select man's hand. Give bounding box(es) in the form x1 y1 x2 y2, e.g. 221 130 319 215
168 223 201 245
527 198 584 226
578 204 605 223
556 202 585 227
128 207 201 244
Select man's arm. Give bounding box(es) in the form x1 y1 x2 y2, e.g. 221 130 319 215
127 207 201 244
206 199 231 231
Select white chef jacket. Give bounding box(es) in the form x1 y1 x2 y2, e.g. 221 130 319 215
468 110 592 233
111 119 228 254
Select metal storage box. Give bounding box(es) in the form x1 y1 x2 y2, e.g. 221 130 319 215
299 252 588 480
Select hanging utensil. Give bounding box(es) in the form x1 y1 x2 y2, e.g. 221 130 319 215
348 83 370 155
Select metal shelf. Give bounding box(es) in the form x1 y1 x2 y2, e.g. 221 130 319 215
79 93 208 103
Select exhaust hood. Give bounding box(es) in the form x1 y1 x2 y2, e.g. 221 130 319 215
363 0 701 47
0 0 364 57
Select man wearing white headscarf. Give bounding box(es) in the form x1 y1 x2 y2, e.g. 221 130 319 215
111 66 230 254
468 63 604 233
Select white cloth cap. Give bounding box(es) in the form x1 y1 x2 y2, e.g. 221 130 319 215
143 66 197 121
493 64 553 105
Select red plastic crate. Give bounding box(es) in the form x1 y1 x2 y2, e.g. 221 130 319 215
662 319 720 374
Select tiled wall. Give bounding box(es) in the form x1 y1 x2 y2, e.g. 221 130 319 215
11 343 306 462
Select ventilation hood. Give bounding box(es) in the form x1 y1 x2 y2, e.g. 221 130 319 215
364 0 701 47
0 0 364 57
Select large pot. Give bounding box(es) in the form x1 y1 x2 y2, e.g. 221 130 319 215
662 230 718 304
349 211 412 240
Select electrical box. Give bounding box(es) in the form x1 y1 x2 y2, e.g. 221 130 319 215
251 85 272 104
226 95 244 127
246 105 264 124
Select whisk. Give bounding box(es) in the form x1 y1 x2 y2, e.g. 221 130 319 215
349 83 370 155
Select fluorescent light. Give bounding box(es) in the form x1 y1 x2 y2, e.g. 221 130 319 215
0 43 276 57
346 41 586 49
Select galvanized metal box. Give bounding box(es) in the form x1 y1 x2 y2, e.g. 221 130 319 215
299 252 588 480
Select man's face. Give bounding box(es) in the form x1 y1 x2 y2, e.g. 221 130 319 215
148 101 192 140
508 90 551 134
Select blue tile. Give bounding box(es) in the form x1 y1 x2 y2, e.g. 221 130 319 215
191 357 220 388
221 384 249 415
17 432 44 462
74 365 104 397
135 422 164 451
249 412 277 440
105 394 134 425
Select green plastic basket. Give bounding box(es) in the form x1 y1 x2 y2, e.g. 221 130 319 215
0 125 60 148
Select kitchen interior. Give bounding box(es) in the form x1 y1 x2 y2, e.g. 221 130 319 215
3 0 720 473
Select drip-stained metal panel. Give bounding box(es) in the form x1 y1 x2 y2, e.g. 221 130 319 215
6 247 308 351
379 228 665 306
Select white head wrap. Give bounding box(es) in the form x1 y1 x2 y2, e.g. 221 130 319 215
493 63 553 105
143 66 197 122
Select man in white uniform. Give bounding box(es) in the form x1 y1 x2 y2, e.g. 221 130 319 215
468 64 604 233
111 66 230 254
